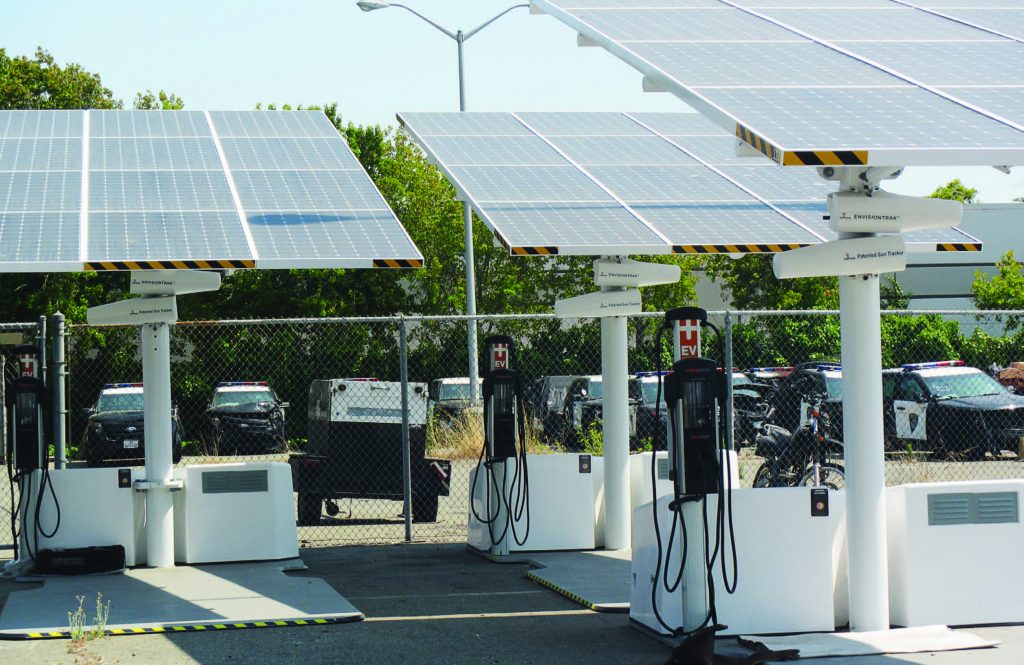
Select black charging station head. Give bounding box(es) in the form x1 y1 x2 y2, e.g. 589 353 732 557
664 307 708 324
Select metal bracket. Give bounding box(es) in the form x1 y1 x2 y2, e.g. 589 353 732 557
134 479 184 493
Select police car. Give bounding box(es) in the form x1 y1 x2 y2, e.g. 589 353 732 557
769 362 844 434
206 381 288 455
882 361 1024 459
81 383 183 467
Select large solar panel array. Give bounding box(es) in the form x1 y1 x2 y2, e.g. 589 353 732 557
0 110 422 272
531 0 1024 168
398 111 981 256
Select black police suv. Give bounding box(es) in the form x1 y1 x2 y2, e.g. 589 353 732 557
207 381 288 455
81 383 183 467
883 361 1024 459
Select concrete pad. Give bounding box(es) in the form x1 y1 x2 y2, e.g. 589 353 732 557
740 625 1000 658
0 560 362 639
481 548 631 612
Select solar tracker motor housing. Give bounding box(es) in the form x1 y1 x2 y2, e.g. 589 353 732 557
773 235 906 280
827 190 962 234
131 269 221 296
554 288 642 318
593 258 681 288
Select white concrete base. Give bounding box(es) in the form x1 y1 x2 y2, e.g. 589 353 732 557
29 467 147 567
173 462 298 564
887 480 1024 627
468 453 603 553
631 487 847 636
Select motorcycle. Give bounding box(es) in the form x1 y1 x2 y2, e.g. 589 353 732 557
752 393 845 489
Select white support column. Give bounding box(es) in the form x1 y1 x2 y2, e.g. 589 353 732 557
601 302 630 551
141 320 175 568
839 273 890 631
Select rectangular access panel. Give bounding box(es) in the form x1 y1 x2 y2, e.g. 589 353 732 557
887 480 1024 626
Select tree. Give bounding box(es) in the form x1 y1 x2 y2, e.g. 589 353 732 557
0 47 121 110
973 250 1024 311
929 179 978 203
134 90 184 110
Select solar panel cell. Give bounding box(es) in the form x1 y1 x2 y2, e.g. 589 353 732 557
572 7 801 42
0 138 82 171
90 111 212 138
481 202 669 249
765 7 1004 41
208 111 338 138
546 136 698 166
0 172 81 211
424 135 567 166
398 112 533 137
586 165 751 201
632 202 822 245
452 165 615 202
90 138 222 171
89 170 236 211
232 170 389 211
221 137 363 170
0 111 82 138
837 42 1024 87
0 212 80 264
88 211 253 262
515 112 649 136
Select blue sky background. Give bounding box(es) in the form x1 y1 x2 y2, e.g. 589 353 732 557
6 0 1023 202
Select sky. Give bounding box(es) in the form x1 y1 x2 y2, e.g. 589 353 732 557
5 0 1023 202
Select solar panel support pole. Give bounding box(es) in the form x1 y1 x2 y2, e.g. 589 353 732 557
601 287 631 551
839 270 890 631
141 314 176 568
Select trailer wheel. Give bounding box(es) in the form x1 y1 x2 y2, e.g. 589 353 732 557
297 493 323 526
413 494 439 523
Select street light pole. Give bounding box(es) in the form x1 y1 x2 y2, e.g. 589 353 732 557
358 1 527 401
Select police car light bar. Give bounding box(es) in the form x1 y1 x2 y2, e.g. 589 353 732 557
103 382 143 388
746 366 795 373
901 360 965 370
218 381 269 387
634 371 669 377
817 364 842 371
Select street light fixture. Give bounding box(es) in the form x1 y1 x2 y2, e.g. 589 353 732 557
358 1 528 401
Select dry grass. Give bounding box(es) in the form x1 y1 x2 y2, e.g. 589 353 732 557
426 409 558 460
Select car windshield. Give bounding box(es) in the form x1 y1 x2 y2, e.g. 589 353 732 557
825 376 843 399
439 383 474 401
212 389 276 407
96 392 144 412
921 371 1006 400
587 380 603 399
641 381 667 406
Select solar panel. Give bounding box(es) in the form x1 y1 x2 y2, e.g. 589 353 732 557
398 111 981 256
0 110 423 271
532 0 1024 167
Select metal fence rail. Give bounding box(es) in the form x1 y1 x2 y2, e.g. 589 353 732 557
50 309 1024 548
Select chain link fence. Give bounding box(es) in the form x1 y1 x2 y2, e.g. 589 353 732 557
53 309 1024 548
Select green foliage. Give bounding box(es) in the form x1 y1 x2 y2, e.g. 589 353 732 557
972 250 1024 315
703 254 838 311
929 179 978 203
578 420 604 455
0 47 120 110
880 275 911 309
134 89 184 110
66 593 110 642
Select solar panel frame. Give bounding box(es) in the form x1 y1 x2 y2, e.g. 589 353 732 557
0 110 423 271
532 0 1024 167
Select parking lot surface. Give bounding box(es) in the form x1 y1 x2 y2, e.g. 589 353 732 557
0 543 1022 665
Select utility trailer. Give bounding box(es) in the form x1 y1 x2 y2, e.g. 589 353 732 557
289 379 451 525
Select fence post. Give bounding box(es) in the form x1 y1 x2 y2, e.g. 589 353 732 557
37 316 46 387
399 316 413 542
724 310 734 453
53 313 67 469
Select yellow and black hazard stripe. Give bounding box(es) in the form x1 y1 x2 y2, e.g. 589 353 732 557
525 571 598 611
735 124 868 167
511 246 558 256
673 243 807 254
937 242 982 252
19 616 357 640
372 258 423 268
84 260 255 271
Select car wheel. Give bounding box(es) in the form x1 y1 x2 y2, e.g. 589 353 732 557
297 494 323 526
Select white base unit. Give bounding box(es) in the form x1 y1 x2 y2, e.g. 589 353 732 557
28 468 147 567
631 487 847 636
887 480 1024 627
468 453 602 553
173 462 298 564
